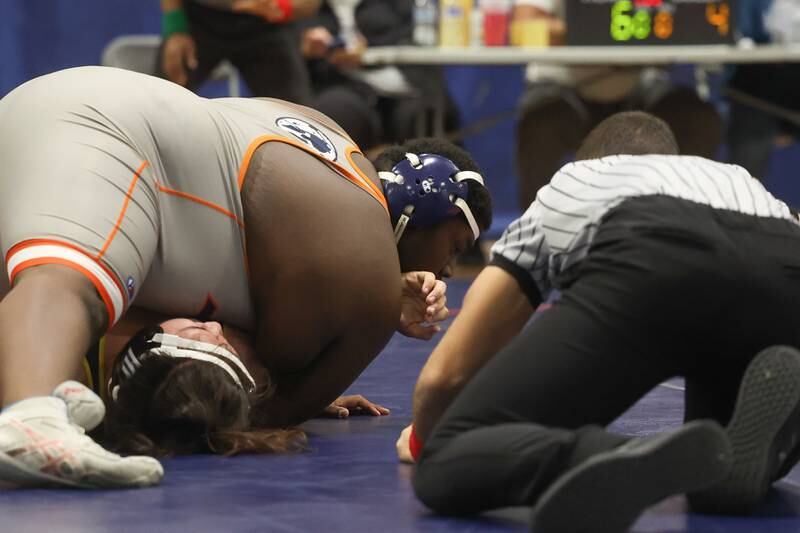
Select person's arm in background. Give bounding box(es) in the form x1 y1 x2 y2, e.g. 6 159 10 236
302 0 416 72
299 3 341 61
161 0 198 86
286 0 322 20
325 0 412 69
232 0 322 23
300 3 370 70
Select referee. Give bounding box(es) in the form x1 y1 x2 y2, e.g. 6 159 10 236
406 112 800 531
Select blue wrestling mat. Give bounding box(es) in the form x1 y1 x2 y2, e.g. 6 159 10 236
2 279 800 532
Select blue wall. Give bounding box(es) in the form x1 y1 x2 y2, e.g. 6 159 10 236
0 1 160 96
448 65 525 223
2 0 798 221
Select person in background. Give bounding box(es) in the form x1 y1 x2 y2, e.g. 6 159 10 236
726 0 800 180
299 0 460 151
512 0 723 209
159 0 319 102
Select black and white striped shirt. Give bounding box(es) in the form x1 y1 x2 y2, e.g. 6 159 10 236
491 155 796 305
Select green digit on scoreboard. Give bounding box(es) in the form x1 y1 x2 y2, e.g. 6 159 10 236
632 9 651 39
610 0 633 41
610 0 652 42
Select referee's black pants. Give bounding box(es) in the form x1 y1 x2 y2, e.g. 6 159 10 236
414 195 800 515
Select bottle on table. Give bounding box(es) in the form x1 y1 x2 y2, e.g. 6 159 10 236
471 1 484 46
479 0 511 46
439 0 471 46
413 0 439 46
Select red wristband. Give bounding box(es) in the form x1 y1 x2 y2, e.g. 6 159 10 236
409 425 423 461
275 0 292 22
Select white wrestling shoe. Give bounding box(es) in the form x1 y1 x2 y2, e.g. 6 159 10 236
52 381 105 431
0 396 163 489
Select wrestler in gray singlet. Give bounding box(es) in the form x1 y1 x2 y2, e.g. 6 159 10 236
0 66 385 330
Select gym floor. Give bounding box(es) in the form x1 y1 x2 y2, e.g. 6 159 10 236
2 279 800 532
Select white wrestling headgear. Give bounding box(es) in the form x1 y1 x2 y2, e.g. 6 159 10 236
110 330 257 402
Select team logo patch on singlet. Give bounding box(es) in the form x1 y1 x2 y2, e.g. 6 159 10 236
276 117 337 161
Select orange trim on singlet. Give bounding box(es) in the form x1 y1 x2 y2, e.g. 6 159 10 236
9 257 116 331
98 161 149 260
345 145 387 205
236 135 389 213
6 239 127 305
156 183 245 229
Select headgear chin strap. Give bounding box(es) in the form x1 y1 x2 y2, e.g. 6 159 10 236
379 153 485 243
110 330 257 401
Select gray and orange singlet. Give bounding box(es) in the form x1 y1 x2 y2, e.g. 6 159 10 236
0 66 387 334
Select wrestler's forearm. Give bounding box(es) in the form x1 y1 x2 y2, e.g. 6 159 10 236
412 266 534 440
253 359 369 427
252 324 394 427
252 380 337 427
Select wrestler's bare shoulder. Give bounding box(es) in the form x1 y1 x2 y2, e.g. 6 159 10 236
241 142 400 372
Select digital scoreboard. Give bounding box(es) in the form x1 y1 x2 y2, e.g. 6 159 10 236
566 1 735 46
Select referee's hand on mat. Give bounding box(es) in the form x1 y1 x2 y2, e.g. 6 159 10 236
396 425 415 464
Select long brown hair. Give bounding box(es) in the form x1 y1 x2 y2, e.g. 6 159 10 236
103 326 306 456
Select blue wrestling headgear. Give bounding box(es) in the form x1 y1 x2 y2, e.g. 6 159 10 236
378 153 485 243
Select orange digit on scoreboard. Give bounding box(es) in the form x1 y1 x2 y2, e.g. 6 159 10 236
706 2 730 36
654 10 673 39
